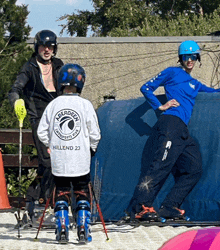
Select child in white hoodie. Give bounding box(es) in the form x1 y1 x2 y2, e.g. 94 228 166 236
37 63 101 244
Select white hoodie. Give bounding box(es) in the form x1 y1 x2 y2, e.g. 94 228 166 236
37 94 101 177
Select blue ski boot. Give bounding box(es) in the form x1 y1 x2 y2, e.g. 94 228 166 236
54 201 69 244
76 200 92 244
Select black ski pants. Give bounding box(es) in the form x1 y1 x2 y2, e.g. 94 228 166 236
129 115 202 213
26 118 53 203
54 173 91 204
31 118 51 176
54 173 91 218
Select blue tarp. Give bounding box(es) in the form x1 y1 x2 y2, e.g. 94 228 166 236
91 93 220 221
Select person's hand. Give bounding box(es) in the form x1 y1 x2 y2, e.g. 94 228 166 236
90 148 96 157
47 148 51 154
159 99 180 111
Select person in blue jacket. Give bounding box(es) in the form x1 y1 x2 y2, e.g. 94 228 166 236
127 40 220 221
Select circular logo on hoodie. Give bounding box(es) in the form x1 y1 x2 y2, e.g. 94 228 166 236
53 109 81 141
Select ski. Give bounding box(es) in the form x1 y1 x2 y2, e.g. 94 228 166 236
128 219 220 227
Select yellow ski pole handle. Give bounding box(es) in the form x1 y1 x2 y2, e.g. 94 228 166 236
14 99 27 128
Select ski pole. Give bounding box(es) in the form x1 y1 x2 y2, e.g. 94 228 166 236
34 197 51 241
34 176 55 241
14 99 27 238
89 182 110 242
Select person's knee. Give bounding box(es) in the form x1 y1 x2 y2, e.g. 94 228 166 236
189 160 203 182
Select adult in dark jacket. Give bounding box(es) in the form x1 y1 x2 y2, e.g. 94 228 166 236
8 30 64 224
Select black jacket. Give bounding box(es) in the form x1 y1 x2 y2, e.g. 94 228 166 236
8 53 64 120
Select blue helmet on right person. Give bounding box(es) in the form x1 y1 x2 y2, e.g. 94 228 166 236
58 63 86 93
178 40 201 64
178 40 200 55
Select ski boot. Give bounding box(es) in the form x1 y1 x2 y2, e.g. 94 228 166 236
14 199 35 229
76 200 92 244
21 210 33 228
135 205 163 222
159 206 190 221
117 211 135 224
54 201 69 244
14 210 33 229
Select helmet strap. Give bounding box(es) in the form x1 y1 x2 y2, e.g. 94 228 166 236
37 54 52 65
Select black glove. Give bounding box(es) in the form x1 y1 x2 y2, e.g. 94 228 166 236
90 148 96 157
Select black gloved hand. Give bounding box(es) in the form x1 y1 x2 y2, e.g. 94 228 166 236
90 148 96 157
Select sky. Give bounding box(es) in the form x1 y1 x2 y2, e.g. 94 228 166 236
16 0 94 37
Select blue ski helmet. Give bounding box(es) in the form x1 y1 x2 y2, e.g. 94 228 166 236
58 63 86 93
178 40 200 55
178 40 201 64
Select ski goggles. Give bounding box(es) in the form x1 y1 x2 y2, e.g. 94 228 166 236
182 54 198 61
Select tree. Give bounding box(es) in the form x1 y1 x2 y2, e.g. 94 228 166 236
59 0 220 37
0 0 33 128
147 0 216 17
59 0 150 37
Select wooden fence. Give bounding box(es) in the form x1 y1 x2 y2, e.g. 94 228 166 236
0 128 38 168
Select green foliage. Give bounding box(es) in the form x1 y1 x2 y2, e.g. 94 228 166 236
134 7 220 37
0 99 30 128
59 11 93 37
2 143 35 155
60 0 149 37
0 0 34 197
5 168 37 197
151 0 220 17
59 0 220 37
0 0 33 129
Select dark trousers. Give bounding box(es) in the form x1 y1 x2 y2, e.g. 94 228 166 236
31 118 51 175
128 115 203 214
54 173 91 204
26 119 53 203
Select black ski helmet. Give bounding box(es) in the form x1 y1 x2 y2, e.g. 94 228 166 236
34 30 57 55
58 63 86 93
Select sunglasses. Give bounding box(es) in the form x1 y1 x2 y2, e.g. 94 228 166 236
182 54 198 61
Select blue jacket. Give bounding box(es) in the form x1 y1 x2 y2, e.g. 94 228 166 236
140 66 220 125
